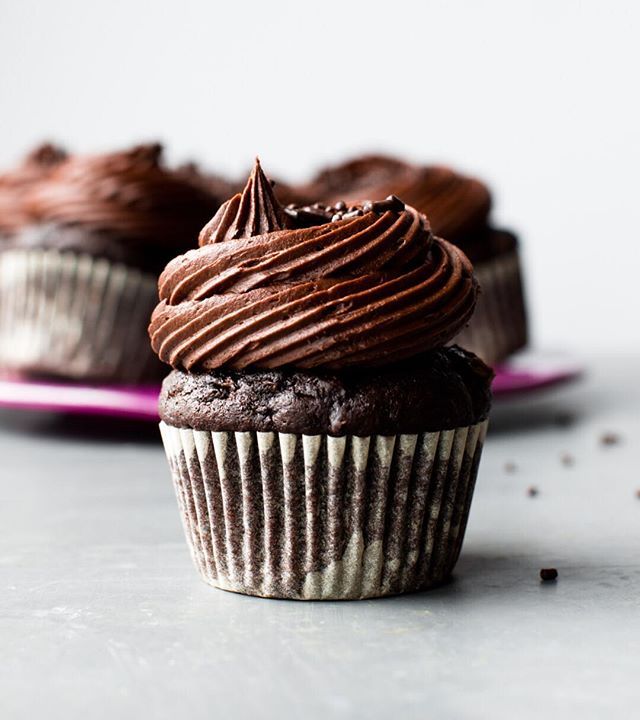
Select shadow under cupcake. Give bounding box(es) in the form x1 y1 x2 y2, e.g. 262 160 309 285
150 159 493 600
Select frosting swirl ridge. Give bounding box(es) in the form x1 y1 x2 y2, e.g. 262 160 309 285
150 161 477 371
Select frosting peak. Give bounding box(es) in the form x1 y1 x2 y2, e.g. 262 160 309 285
199 158 286 245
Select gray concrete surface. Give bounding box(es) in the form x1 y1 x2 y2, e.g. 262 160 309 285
2 355 639 719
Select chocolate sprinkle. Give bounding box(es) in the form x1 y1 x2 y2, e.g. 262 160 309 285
540 568 558 582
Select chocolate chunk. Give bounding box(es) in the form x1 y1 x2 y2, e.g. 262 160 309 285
371 195 406 214
540 568 558 582
285 206 331 227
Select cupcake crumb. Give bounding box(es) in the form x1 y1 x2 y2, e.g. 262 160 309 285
600 432 621 446
504 461 517 473
635 489 640 500
540 568 558 582
560 453 574 467
527 486 539 497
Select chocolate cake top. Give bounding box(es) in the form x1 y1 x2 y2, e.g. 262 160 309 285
159 346 493 435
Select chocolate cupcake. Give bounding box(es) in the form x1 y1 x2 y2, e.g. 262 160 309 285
150 159 492 600
301 154 527 365
0 144 219 383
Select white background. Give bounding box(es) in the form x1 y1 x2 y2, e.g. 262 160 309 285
1 0 638 353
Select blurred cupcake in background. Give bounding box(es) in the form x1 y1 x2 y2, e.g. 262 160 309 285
299 154 527 365
0 143 67 243
0 143 219 383
151 159 493 600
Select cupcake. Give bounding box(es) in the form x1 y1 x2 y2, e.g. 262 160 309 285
301 154 527 365
0 143 67 242
0 143 219 383
150 159 492 600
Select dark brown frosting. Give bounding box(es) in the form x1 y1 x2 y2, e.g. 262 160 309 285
19 144 219 272
0 143 67 235
150 160 478 372
199 158 286 242
301 154 499 261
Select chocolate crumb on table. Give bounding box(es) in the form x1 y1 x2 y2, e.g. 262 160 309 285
560 452 574 467
527 486 539 497
635 489 640 500
540 568 558 582
504 461 517 473
600 432 621 446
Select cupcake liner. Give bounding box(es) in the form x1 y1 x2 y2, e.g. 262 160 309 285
159 419 488 600
0 248 160 382
454 249 528 365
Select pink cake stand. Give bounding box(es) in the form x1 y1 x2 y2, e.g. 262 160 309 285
0 353 582 422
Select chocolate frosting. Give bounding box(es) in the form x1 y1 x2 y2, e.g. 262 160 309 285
200 158 286 242
18 144 219 273
150 160 478 372
159 346 493 435
0 143 67 235
301 154 501 261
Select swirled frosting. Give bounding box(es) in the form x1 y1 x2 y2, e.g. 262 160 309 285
150 159 478 372
200 157 286 242
23 144 218 268
301 154 494 259
0 143 67 234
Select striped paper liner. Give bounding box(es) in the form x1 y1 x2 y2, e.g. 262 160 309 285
160 420 488 600
0 249 160 382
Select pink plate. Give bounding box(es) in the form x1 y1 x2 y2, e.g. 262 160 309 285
0 353 582 421
492 352 582 396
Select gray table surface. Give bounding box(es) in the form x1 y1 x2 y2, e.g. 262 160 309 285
2 354 639 719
